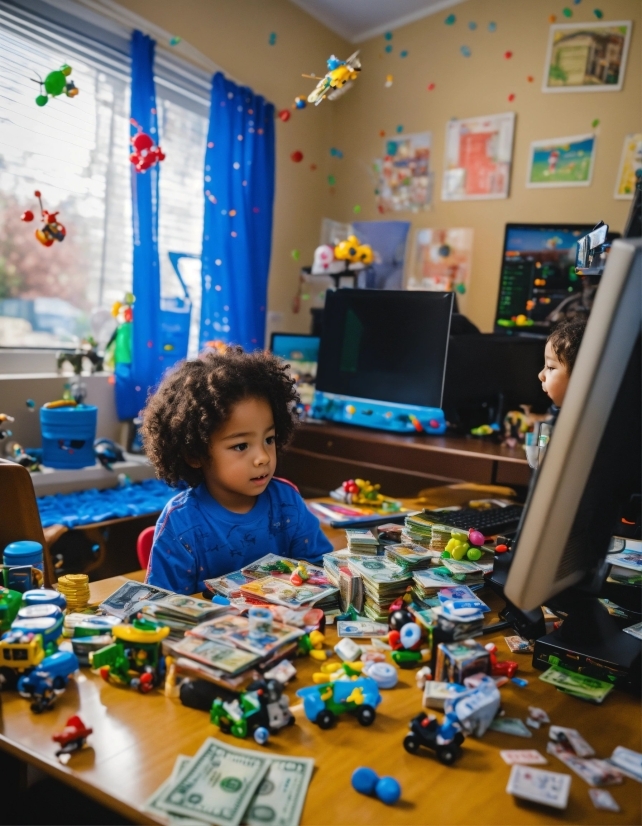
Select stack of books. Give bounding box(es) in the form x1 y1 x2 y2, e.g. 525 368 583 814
346 556 413 622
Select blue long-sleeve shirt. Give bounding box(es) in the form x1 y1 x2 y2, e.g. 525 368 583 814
145 478 333 594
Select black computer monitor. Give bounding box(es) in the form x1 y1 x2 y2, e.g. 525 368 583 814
269 333 320 407
316 289 453 408
494 223 596 334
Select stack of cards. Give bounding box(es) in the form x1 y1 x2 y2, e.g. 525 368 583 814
506 765 571 809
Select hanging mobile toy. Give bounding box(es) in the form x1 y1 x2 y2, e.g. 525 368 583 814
33 64 79 106
304 51 361 106
21 191 66 247
129 119 165 173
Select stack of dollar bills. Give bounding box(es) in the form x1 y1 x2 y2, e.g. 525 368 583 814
539 665 614 703
385 542 436 571
403 513 434 548
323 552 364 613
412 567 480 607
440 557 485 585
345 528 380 555
145 738 314 826
347 556 413 622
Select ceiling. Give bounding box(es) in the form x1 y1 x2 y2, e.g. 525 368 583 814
289 0 466 43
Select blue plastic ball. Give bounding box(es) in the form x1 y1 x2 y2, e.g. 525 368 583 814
254 727 270 745
375 776 401 805
352 767 378 796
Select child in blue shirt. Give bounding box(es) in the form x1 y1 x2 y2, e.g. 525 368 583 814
141 347 333 594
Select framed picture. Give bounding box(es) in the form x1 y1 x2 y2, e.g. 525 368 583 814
407 228 473 294
442 112 515 201
614 133 642 199
374 131 433 213
526 134 597 188
542 20 632 93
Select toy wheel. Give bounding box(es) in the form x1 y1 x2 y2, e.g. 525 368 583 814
403 734 420 754
357 705 376 726
287 714 296 726
316 709 335 730
437 745 459 766
31 702 43 714
219 718 232 734
0 667 18 691
53 677 65 690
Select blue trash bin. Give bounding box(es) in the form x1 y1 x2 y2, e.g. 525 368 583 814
40 405 98 469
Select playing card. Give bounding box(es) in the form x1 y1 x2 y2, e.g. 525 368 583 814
609 746 642 783
547 743 624 786
506 765 571 809
504 635 533 653
589 788 620 811
490 717 533 738
527 706 550 724
549 726 595 757
500 750 547 766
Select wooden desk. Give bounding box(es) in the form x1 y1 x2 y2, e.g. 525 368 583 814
1 569 640 826
278 421 531 498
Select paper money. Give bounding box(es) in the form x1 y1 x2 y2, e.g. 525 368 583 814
172 637 260 675
100 580 171 618
149 738 270 826
539 666 613 703
489 717 533 738
243 756 314 826
337 620 389 638
155 594 226 620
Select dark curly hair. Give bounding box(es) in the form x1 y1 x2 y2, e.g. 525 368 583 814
141 347 299 487
548 317 587 373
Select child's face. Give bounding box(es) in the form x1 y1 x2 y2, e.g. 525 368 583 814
199 396 276 511
538 341 570 407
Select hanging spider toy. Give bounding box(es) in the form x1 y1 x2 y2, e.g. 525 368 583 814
21 191 66 246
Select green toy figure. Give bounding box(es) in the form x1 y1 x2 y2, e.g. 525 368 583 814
34 64 79 106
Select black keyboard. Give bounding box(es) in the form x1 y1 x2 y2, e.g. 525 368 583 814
427 504 524 536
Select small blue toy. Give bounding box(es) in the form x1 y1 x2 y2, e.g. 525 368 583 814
352 767 401 805
17 650 79 713
297 677 382 729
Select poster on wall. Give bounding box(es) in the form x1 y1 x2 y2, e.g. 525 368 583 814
526 133 597 188
542 20 632 93
374 131 433 212
407 228 473 294
614 133 642 199
441 113 515 201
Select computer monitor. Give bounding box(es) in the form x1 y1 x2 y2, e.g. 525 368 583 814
316 289 453 408
494 223 595 334
503 238 641 686
269 333 320 407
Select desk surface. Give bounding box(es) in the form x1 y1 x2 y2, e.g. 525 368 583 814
1 566 641 825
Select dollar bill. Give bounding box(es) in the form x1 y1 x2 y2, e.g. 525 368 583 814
337 620 389 638
149 738 270 826
538 666 613 703
243 756 314 826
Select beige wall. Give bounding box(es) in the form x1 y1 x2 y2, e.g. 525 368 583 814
116 0 349 338
329 0 641 330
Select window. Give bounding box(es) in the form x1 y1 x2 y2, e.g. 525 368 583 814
0 1 211 355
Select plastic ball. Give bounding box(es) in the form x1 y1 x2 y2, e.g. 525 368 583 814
400 622 421 649
294 97 307 109
290 150 304 163
35 95 48 107
278 109 291 122
375 776 401 805
132 132 154 152
352 767 378 796
389 608 413 631
468 529 485 546
253 726 270 745
467 548 482 561
21 210 34 222
44 71 66 96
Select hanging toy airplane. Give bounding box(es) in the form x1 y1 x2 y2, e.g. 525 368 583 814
303 51 361 106
21 190 66 247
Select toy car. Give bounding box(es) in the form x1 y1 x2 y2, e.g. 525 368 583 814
297 676 381 729
211 679 295 744
89 617 169 693
17 650 79 713
403 711 465 766
0 630 46 689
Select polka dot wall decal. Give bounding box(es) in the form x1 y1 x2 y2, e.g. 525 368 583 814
385 44 393 53
460 45 471 57
488 21 497 32
445 13 456 24
468 21 477 30
508 93 515 101
504 51 513 59
427 83 436 91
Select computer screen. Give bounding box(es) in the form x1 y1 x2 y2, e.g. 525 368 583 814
505 238 641 611
316 289 453 408
494 223 595 334
270 333 320 406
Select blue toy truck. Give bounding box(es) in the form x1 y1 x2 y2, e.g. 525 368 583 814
17 650 79 713
296 677 382 729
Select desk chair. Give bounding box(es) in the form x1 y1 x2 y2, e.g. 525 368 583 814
0 458 53 586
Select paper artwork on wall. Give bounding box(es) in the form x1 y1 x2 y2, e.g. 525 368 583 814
614 134 642 199
526 133 597 188
407 228 473 293
442 113 515 201
542 20 632 93
374 131 433 212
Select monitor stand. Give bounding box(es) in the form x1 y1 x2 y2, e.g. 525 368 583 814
533 591 642 694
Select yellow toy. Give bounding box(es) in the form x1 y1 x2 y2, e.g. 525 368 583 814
334 235 373 266
304 52 361 106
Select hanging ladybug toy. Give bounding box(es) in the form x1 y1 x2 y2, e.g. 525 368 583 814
21 191 66 247
129 119 165 172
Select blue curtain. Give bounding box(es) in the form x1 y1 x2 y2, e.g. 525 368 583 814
115 30 162 420
200 72 275 351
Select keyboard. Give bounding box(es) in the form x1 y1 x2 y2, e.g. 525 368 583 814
426 504 524 536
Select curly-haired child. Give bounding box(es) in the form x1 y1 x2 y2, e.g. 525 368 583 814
538 317 587 410
141 347 333 594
